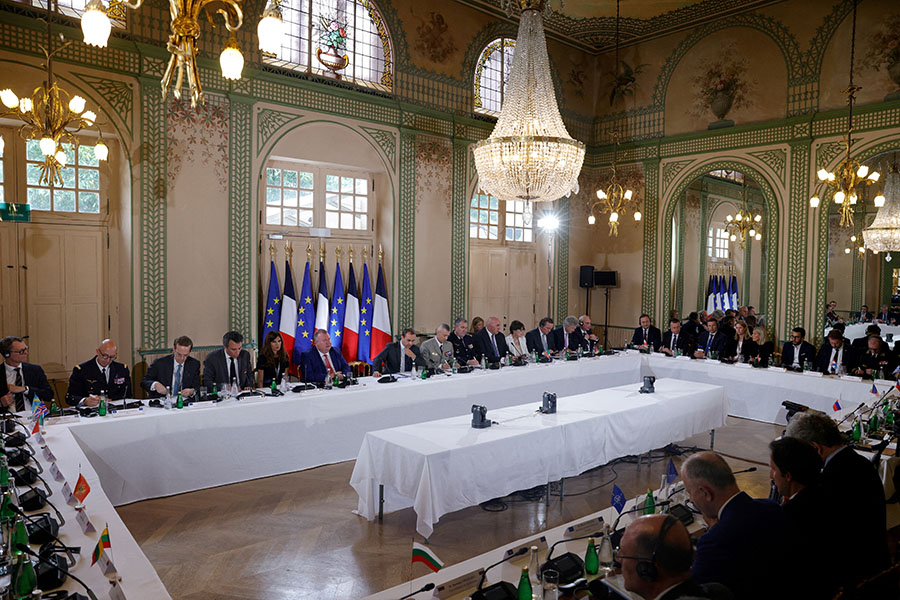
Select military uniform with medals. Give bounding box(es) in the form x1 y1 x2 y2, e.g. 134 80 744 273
66 358 132 405
448 331 478 365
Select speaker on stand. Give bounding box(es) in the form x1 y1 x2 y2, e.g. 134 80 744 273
579 265 595 315
594 270 618 350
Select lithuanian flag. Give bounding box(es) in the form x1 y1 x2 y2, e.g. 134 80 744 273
411 541 443 572
91 527 111 566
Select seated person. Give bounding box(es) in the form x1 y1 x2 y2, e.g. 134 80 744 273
824 300 842 327
1 336 54 412
681 311 703 341
631 314 662 351
448 318 479 366
505 320 529 358
470 316 485 336
718 315 736 341
141 335 201 398
661 318 693 356
474 317 510 363
780 327 815 370
67 339 132 407
851 323 881 354
815 329 856 375
526 317 556 356
854 335 894 379
300 329 351 383
420 324 453 371
372 328 422 377
856 304 873 323
549 316 581 353
746 326 773 365
255 331 290 388
877 304 894 324
694 317 727 359
203 331 254 390
724 320 756 362
743 314 758 333
572 314 600 353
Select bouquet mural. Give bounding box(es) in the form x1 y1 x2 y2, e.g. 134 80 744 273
864 14 900 100
316 15 350 77
690 45 753 124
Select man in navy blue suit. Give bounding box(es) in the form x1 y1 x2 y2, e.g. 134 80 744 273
693 317 728 359
300 329 351 384
682 452 795 600
780 326 815 370
1 336 54 412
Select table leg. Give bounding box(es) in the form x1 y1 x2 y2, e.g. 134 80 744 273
559 478 565 501
546 483 551 506
378 484 384 521
709 429 716 450
636 452 642 471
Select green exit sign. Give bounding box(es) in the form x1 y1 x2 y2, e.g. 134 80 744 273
0 203 31 222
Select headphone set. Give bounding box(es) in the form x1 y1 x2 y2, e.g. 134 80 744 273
634 515 692 582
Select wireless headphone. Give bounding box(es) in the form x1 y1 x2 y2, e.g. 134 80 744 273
635 515 680 583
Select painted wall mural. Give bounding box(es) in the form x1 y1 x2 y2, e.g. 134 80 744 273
414 11 457 64
864 13 900 101
689 43 755 127
414 136 452 216
166 97 230 191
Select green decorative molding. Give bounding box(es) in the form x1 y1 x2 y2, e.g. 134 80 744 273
749 149 786 182
663 159 694 189
361 126 398 171
72 72 134 140
450 139 470 319
256 108 301 155
675 200 686 311
697 189 709 307
229 98 254 337
139 77 167 348
555 198 570 322
851 216 865 311
815 138 860 169
785 140 811 340
641 159 660 317
398 130 417 332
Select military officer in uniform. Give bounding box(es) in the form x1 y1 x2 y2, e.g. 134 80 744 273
447 318 479 366
67 339 132 407
420 323 453 371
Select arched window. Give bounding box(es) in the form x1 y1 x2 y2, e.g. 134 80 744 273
474 37 515 116
264 0 393 92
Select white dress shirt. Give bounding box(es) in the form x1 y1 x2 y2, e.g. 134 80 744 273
4 362 32 413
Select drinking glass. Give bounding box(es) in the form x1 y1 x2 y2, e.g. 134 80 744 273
541 569 559 600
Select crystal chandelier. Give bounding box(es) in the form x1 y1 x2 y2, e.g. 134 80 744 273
724 177 762 247
473 0 585 203
588 133 641 236
0 0 108 187
863 162 900 260
80 0 286 107
809 0 884 227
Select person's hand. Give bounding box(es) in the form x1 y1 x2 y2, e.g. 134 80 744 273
662 347 673 356
467 359 479 366
0 393 13 408
153 382 167 395
441 362 451 371
7 384 25 395
403 347 416 360
83 395 101 407
181 388 195 398
693 350 706 359
373 371 382 378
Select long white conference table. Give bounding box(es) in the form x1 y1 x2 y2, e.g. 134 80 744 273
350 379 728 538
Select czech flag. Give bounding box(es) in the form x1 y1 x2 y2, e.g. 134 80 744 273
342 263 359 364
370 263 392 362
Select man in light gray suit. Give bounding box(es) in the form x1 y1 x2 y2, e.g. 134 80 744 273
420 323 453 371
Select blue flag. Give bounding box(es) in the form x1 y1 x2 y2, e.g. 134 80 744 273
329 263 346 350
666 459 678 484
262 260 281 342
611 484 626 513
358 263 373 363
293 261 316 363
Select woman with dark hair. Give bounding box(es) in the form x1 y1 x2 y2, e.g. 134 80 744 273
256 331 290 388
470 316 485 335
505 320 528 358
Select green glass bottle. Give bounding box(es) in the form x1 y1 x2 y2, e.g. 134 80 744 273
14 552 37 597
12 517 29 549
643 489 656 515
211 382 218 397
868 412 879 435
176 392 184 409
270 378 277 394
1 492 15 525
584 537 599 575
885 403 895 426
517 566 532 600
98 399 107 416
852 418 862 442
0 461 10 489
50 398 59 415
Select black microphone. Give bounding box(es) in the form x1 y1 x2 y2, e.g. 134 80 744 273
397 582 435 599
731 467 757 475
16 543 98 600
476 546 528 590
611 501 672 533
8 503 76 566
17 481 66 526
838 402 867 425
544 531 602 564
541 531 603 585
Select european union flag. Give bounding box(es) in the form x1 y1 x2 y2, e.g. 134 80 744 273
358 262 373 363
329 263 346 350
611 484 626 513
262 260 281 342
666 459 678 484
293 261 316 363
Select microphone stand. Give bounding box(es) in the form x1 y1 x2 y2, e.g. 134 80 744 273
8 503 76 566
17 480 66 526
397 582 435 599
16 543 98 600
476 547 528 591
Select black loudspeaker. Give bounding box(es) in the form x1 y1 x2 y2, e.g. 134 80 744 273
594 270 618 287
579 266 595 288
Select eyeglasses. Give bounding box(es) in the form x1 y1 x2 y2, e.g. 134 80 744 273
612 546 647 565
10 348 28 354
99 352 117 360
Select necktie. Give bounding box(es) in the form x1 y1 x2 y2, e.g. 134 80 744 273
174 363 183 395
706 335 711 353
672 334 677 350
400 347 406 372
14 367 24 412
229 357 237 384
564 332 569 349
542 333 547 352
102 367 109 384
491 334 499 357
323 352 335 376
830 349 838 373
643 329 648 343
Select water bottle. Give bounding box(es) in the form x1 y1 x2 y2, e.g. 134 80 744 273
176 392 184 409
164 387 173 410
528 546 541 597
98 391 108 416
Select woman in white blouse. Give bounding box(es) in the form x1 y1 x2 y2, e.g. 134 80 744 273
506 320 529 358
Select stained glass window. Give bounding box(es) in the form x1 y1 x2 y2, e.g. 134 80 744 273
264 0 393 91
15 0 126 26
474 37 515 116
25 139 102 214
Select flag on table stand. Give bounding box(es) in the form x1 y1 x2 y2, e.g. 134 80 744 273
278 261 296 371
871 384 879 395
730 274 739 309
833 400 842 412
411 542 443 572
293 261 316 364
358 263 374 364
262 260 281 342
73 473 91 504
666 459 678 484
611 484 626 513
342 263 359 364
329 263 346 350
705 276 715 315
371 263 392 362
91 526 111 566
315 260 330 335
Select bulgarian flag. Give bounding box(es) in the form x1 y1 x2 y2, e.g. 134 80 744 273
73 472 91 503
279 261 298 371
411 541 443 572
91 526 111 566
342 262 359 364
370 263 392 362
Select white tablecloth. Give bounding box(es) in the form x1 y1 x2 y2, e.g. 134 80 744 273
350 379 728 538
828 323 900 341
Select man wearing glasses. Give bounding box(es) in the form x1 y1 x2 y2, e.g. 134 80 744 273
0 336 54 413
67 338 132 407
780 327 815 371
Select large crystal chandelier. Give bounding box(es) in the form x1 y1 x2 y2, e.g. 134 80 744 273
809 0 884 227
473 0 585 203
863 162 900 258
0 0 108 186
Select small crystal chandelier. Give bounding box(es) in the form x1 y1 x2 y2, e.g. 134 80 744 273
863 161 900 260
809 0 885 227
588 132 641 236
724 177 762 247
1 0 108 186
473 0 585 203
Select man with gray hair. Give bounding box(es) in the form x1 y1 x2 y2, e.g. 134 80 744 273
786 413 890 594
572 314 600 353
419 324 453 371
549 315 579 352
681 451 793 600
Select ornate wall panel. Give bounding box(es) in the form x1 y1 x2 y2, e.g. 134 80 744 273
229 99 254 335
398 130 417 332
450 139 471 320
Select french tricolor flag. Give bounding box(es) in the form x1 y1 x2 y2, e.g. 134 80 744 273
278 261 297 367
342 262 360 364
370 263 392 362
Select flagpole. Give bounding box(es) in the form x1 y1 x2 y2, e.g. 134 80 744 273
269 241 276 263
285 240 293 267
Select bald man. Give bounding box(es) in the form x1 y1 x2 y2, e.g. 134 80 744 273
66 339 132 407
473 316 509 364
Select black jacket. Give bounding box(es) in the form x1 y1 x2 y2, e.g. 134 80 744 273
662 330 694 355
473 328 510 363
548 326 579 352
631 325 662 351
5 362 54 406
695 330 728 356
782 485 838 599
525 328 552 354
255 353 290 386
448 331 477 364
203 348 254 389
67 358 132 403
570 326 598 352
814 342 856 374
372 341 423 374
780 341 816 369
141 354 202 398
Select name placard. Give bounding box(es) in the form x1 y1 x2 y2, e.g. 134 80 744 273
76 509 96 534
768 367 786 372
436 570 482 599
505 535 549 562
802 371 823 377
840 375 863 382
564 516 605 538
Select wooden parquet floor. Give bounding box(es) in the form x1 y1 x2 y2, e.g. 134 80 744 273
115 417 781 600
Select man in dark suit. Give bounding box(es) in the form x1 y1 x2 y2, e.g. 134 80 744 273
661 318 693 356
448 318 479 366
300 329 351 383
525 317 555 355
693 317 728 359
854 334 895 379
780 326 816 370
876 304 894 324
1 336 54 412
852 324 881 354
787 413 891 595
372 328 423 377
815 329 856 374
548 316 580 352
631 314 662 351
682 452 795 600
473 317 510 364
67 338 132 406
141 335 202 398
856 304 873 323
202 331 254 390
571 314 600 353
